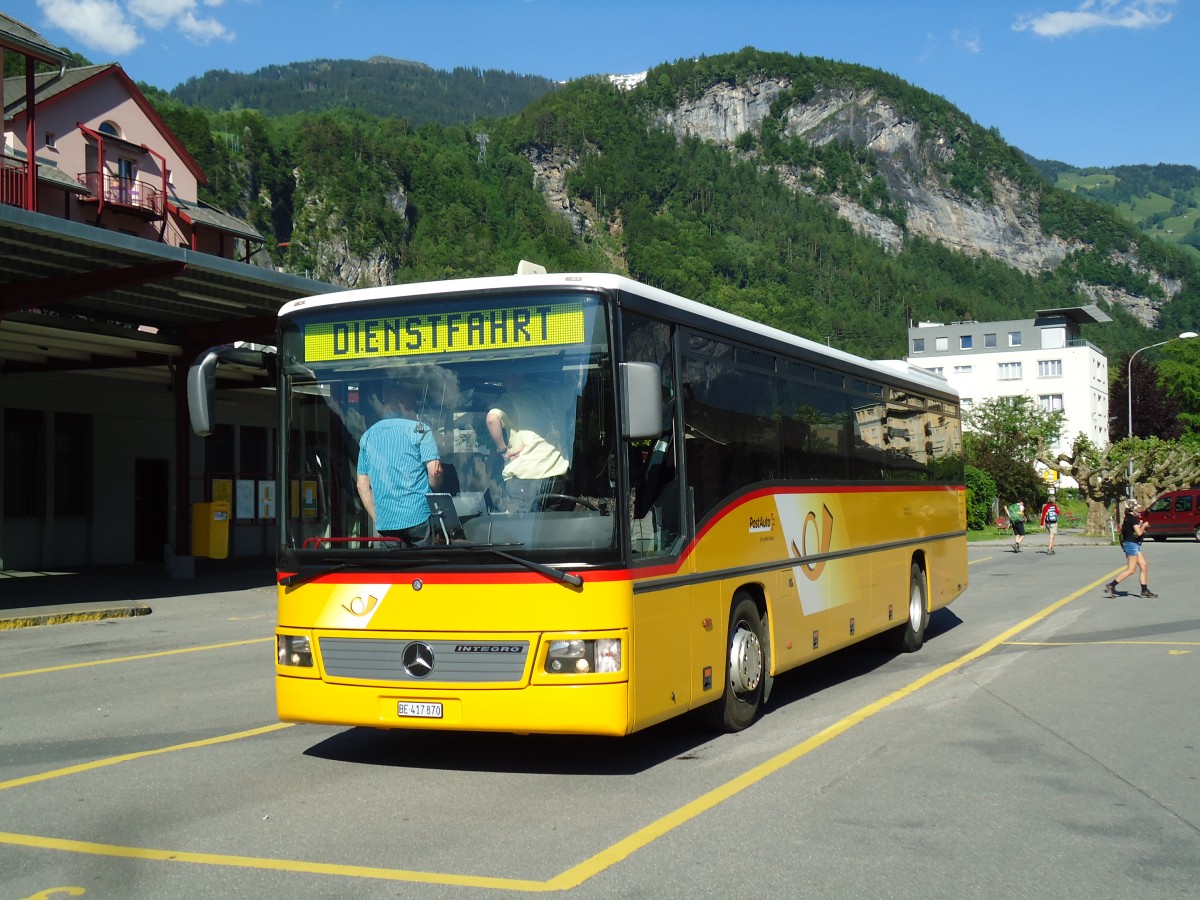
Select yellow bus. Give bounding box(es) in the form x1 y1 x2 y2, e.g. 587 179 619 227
190 269 967 735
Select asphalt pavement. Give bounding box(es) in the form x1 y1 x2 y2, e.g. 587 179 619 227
0 557 276 629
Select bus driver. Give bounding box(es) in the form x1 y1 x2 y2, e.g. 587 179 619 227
486 372 569 512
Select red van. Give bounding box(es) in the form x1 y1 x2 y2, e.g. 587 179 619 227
1143 488 1200 541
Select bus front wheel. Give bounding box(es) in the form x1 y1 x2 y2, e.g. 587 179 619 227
887 562 929 653
706 592 767 733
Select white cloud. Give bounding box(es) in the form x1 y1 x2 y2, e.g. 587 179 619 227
951 28 983 53
35 0 234 55
129 0 234 43
177 9 233 44
127 0 193 30
1014 0 1176 38
37 0 143 55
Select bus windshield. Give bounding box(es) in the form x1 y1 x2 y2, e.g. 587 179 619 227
279 290 618 567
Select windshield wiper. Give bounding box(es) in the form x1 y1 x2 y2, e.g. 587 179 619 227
460 543 584 588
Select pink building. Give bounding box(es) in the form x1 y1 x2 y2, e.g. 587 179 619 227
4 31 260 256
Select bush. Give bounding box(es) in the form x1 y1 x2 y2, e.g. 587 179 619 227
964 465 996 531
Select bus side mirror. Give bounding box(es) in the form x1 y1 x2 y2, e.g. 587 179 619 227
187 350 220 436
620 362 663 440
187 345 276 436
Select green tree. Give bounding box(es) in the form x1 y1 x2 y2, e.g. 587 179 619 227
964 396 1065 508
1156 338 1200 436
1110 352 1184 442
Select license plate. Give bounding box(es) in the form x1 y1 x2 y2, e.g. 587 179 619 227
397 701 443 719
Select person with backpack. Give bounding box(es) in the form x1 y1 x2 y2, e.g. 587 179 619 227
1007 500 1027 552
1040 493 1060 555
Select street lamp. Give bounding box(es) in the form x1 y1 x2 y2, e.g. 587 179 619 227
1126 330 1199 495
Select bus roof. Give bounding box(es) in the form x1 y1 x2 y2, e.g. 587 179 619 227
279 272 957 402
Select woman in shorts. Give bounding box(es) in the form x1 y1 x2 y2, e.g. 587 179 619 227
1105 498 1156 598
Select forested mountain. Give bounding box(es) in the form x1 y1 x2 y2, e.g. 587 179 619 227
168 58 557 125
1032 161 1200 262
139 48 1199 364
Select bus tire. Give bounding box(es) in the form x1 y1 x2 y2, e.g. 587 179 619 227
888 562 929 653
705 592 767 733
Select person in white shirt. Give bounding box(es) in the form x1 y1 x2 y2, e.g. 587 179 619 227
486 372 569 512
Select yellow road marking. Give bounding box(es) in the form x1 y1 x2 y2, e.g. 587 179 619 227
0 831 547 891
0 638 272 680
0 570 1118 890
0 724 293 792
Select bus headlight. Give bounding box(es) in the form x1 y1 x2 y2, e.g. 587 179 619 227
544 638 621 674
277 634 313 668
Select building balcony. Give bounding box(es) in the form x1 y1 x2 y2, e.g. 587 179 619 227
2 154 30 209
77 171 164 219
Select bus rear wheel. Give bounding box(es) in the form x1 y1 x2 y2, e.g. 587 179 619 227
706 592 766 733
887 562 929 653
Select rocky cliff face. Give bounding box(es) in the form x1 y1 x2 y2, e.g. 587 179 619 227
289 169 403 287
530 77 1175 325
653 80 1076 275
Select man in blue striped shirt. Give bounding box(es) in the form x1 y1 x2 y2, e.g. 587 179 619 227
356 381 443 546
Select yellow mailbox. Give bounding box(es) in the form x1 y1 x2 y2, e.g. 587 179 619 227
191 501 230 559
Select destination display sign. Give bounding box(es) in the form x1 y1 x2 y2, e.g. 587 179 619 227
303 300 587 362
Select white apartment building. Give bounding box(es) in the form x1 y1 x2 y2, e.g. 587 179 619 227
906 306 1111 459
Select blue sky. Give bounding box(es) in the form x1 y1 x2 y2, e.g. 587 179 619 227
8 0 1195 167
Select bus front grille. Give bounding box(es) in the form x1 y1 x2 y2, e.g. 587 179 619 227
319 637 530 684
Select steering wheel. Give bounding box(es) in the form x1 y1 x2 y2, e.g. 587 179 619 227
541 493 600 511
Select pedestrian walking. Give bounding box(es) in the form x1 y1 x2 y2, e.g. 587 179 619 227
1007 500 1027 552
1040 493 1060 554
1104 498 1157 598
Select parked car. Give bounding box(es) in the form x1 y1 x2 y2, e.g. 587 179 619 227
1142 488 1200 541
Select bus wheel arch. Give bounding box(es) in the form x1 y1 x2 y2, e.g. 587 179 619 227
887 556 929 653
705 587 770 733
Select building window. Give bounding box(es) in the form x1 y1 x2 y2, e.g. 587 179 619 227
55 413 93 516
1008 331 1022 347
205 424 235 472
925 366 944 375
912 337 925 353
98 120 121 138
984 333 997 348
1039 394 1064 412
44 132 56 149
240 426 271 475
998 362 1023 380
935 337 949 352
960 335 973 350
1038 359 1063 377
3 409 45 516
953 365 973 375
